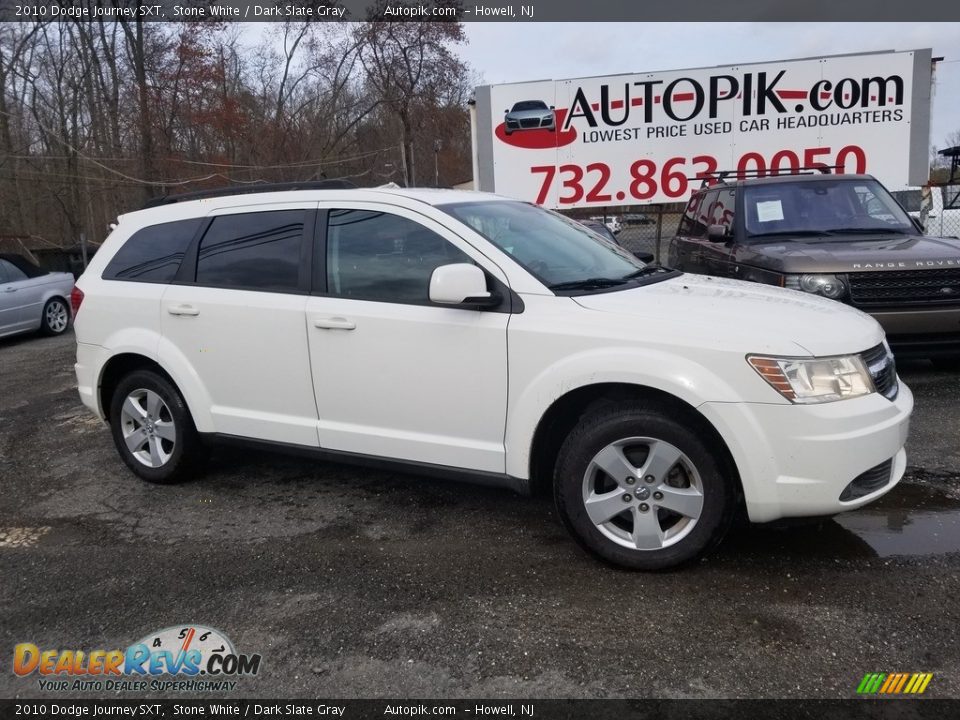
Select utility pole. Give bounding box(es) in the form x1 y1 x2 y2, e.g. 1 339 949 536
433 139 442 188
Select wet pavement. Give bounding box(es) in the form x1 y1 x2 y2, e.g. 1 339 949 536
1 332 958 699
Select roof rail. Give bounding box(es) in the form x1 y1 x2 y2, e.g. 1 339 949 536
141 179 359 209
696 165 840 189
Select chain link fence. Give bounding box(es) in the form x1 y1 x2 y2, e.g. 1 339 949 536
570 204 686 264
891 185 960 239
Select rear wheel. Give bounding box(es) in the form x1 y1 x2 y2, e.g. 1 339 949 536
554 400 736 570
109 370 205 484
40 297 70 335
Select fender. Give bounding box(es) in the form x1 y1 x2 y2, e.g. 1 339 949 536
503 346 782 479
154 334 216 432
93 327 215 432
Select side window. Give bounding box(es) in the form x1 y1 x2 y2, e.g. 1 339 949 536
326 210 473 304
196 210 305 292
692 190 720 237
103 218 202 283
0 259 28 282
713 188 736 233
677 192 704 236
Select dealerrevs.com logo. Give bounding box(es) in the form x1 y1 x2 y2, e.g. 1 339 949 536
13 625 261 692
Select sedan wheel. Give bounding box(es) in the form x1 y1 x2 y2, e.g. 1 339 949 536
41 298 70 335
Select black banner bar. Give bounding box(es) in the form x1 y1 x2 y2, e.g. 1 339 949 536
0 0 958 22
0 700 957 720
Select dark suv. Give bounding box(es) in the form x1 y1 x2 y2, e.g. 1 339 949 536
667 172 960 363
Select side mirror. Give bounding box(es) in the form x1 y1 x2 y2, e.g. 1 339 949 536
632 251 655 264
549 105 555 110
504 109 509 114
429 264 499 308
707 224 730 242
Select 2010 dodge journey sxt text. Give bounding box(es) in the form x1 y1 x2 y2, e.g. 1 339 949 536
73 185 913 569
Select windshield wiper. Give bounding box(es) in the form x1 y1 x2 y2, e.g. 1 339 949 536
824 227 907 234
621 266 665 280
549 277 629 291
747 229 834 238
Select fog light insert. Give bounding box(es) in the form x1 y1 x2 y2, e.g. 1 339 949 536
839 459 894 502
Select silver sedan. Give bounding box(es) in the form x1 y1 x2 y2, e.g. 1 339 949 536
0 254 75 339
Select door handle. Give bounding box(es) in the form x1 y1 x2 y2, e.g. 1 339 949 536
167 304 200 317
313 317 356 330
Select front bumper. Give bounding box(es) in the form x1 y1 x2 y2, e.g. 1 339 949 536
699 381 913 523
867 306 960 354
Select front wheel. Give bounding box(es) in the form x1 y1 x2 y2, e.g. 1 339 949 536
109 370 205 484
554 401 736 570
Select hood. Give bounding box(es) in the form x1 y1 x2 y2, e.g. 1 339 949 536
573 274 883 357
738 233 960 274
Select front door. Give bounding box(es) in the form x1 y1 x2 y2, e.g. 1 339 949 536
305 204 510 473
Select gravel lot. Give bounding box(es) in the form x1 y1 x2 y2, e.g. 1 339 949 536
1 330 958 699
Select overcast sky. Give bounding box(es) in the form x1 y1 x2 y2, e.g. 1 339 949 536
460 23 960 151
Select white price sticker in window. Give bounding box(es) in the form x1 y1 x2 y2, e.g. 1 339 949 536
756 200 785 222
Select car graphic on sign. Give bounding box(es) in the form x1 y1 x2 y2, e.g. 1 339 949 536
504 100 555 135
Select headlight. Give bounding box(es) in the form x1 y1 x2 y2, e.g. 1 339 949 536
784 273 847 299
747 354 874 403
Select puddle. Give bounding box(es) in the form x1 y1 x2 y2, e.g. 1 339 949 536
726 482 960 560
834 482 960 558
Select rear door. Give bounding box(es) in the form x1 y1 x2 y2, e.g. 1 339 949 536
159 203 320 447
0 259 32 333
304 203 510 473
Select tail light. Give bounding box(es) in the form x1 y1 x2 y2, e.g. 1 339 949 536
70 286 84 316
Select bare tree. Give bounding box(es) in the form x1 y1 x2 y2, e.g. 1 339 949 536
356 11 466 186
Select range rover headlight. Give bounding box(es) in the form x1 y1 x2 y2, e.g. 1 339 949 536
784 273 847 299
747 354 874 403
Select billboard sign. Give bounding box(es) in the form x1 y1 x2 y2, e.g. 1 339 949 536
473 50 932 207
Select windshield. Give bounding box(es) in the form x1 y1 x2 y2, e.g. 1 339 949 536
511 101 547 112
440 201 650 290
743 179 915 237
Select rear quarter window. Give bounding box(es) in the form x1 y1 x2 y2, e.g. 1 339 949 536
103 218 203 283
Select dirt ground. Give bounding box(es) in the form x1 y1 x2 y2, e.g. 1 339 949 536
1 331 958 699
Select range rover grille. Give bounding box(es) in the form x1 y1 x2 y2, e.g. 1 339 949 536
848 268 960 307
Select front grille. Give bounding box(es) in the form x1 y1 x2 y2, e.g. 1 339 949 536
519 118 540 128
861 343 898 400
840 459 894 502
848 268 960 307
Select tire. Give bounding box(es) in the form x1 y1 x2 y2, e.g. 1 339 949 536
554 400 736 570
40 297 70 336
109 370 206 484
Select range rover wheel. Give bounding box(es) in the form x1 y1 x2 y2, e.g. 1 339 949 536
554 400 736 570
109 370 205 484
40 297 70 335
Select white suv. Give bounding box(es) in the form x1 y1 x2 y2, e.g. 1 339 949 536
73 184 913 570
